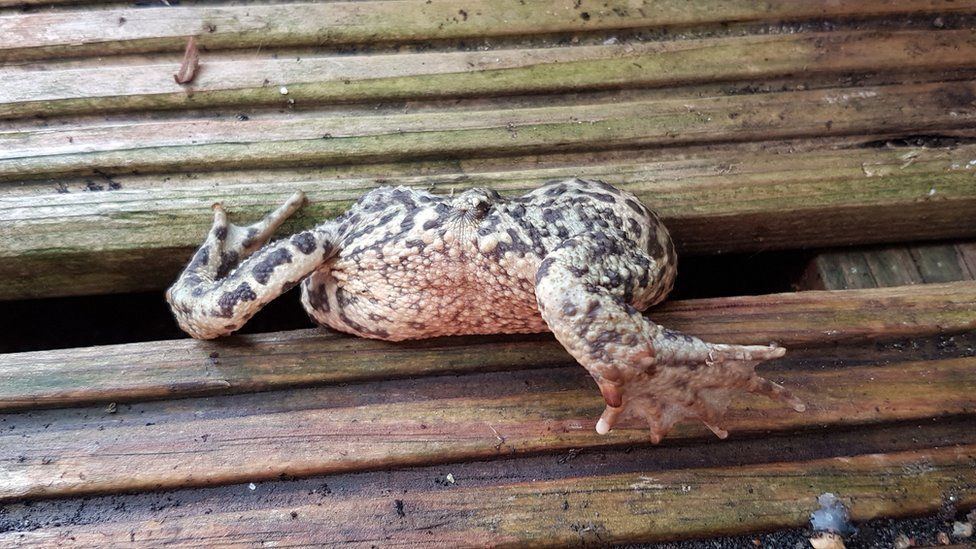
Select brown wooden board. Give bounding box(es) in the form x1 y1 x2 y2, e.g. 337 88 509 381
2 1 976 546
2 327 974 501
802 242 976 290
2 282 974 412
2 419 974 546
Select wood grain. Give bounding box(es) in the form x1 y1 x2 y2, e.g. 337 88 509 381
2 282 974 412
4 0 974 59
803 242 976 290
1 418 973 540
6 29 976 119
3 139 975 299
1 329 974 501
5 80 976 181
3 439 973 546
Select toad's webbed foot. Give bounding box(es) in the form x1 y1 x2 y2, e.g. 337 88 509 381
535 234 804 443
593 333 804 443
166 191 341 339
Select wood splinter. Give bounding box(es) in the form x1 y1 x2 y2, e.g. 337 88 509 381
174 37 200 85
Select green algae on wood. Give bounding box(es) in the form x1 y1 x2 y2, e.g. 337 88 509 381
2 141 976 299
5 29 976 119
1 281 974 412
4 0 975 60
1 333 974 500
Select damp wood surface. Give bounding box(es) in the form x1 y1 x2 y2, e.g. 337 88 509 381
5 0 975 60
3 414 975 546
3 138 976 300
2 328 975 501
5 29 976 119
2 423 975 546
1 282 974 412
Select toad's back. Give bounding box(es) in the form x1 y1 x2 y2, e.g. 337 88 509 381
299 179 677 341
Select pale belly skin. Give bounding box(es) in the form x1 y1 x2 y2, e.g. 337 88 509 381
167 178 804 442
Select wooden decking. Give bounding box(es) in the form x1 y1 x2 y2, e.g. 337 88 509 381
2 1 976 546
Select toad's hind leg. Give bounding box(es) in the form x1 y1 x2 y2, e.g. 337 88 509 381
166 191 341 339
534 235 804 443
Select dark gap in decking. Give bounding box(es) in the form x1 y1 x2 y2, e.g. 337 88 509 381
0 248 815 353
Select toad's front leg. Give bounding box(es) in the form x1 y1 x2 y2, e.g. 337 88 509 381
534 235 805 443
166 192 340 339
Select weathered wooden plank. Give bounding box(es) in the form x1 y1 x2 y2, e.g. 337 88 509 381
959 243 976 278
864 247 925 287
2 282 973 412
1 330 974 501
3 139 976 299
3 438 973 546
5 417 973 545
4 0 974 59
802 242 976 290
817 250 877 290
4 80 975 181
911 244 972 283
6 29 976 119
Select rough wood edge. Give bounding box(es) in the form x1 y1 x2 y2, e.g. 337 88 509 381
2 281 974 412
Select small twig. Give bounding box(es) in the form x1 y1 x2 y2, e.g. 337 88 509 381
174 37 200 85
487 424 505 450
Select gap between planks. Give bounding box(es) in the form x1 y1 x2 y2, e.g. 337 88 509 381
1 281 974 412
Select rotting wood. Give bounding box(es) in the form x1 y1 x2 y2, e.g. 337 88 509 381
4 0 975 60
4 80 976 181
6 29 976 119
2 436 974 545
1 282 974 412
1 330 974 501
2 141 976 299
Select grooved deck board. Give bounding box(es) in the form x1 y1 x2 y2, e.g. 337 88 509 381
3 437 974 546
6 29 976 119
5 80 976 181
5 0 975 59
2 328 974 501
3 139 976 299
2 282 974 412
